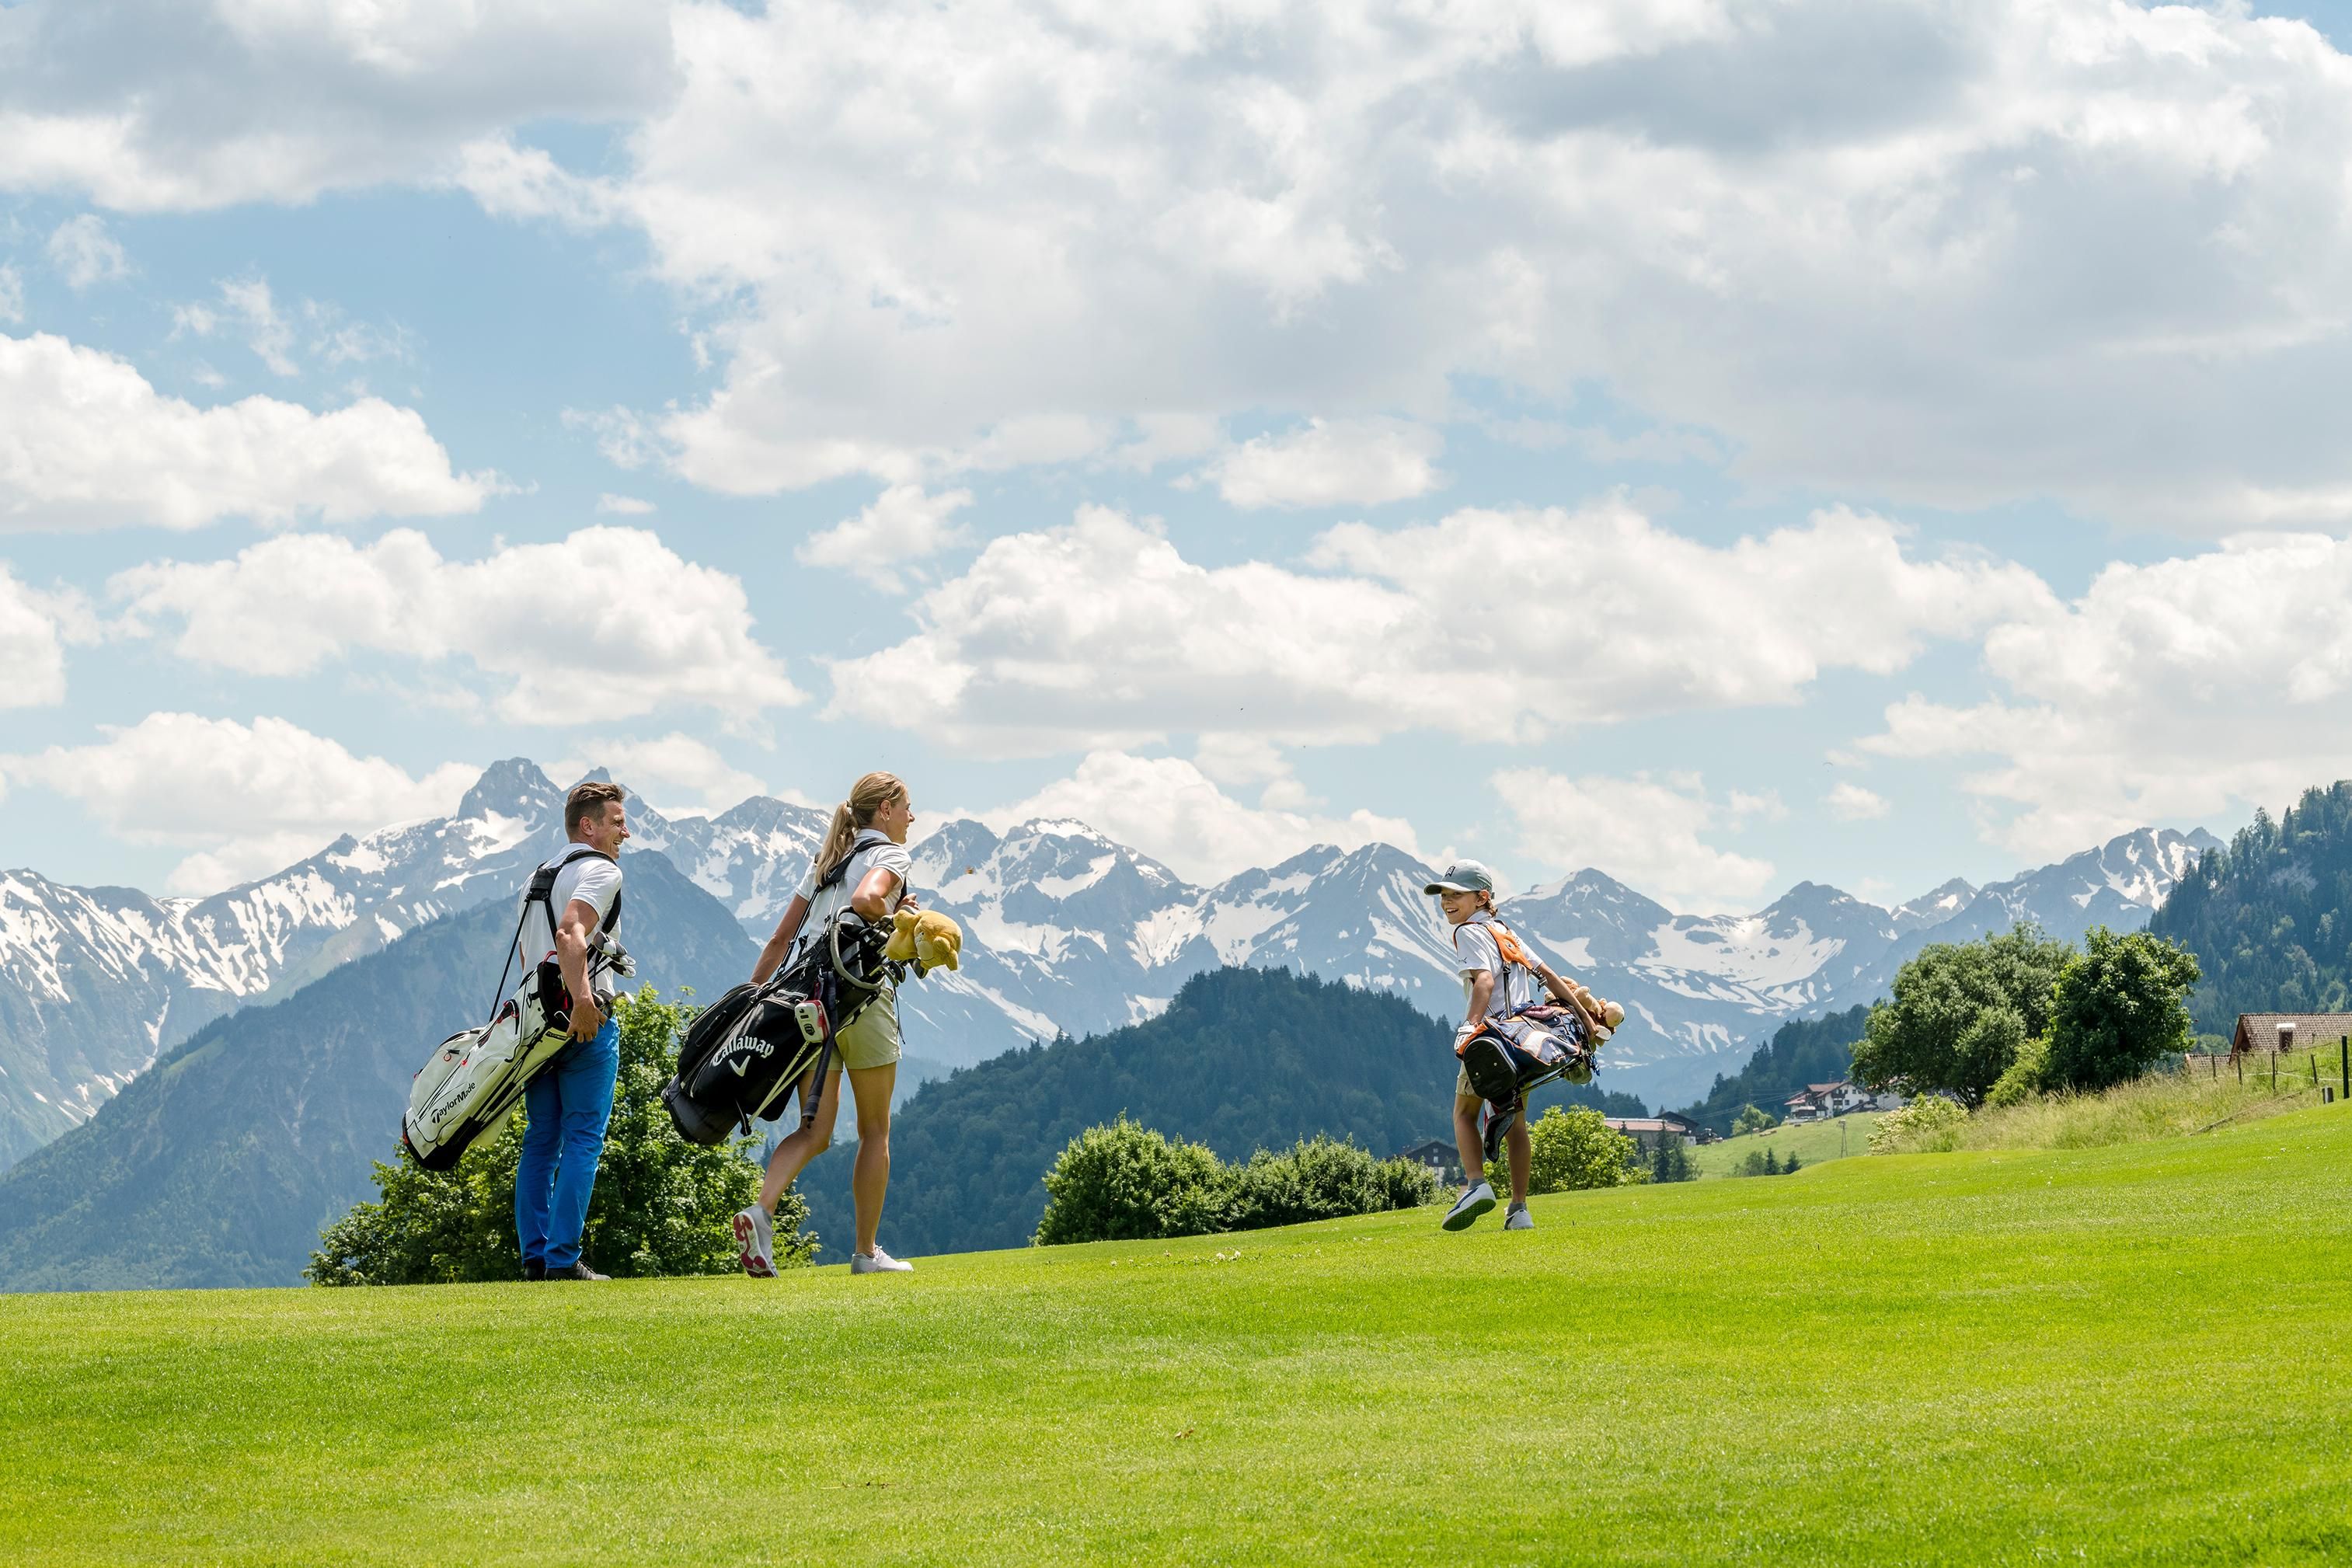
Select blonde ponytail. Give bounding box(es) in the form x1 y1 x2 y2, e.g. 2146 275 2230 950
815 772 906 883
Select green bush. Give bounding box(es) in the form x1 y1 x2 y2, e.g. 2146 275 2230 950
1734 1146 1802 1176
1866 1094 1969 1155
1483 1106 1646 1195
1034 1120 1438 1245
1730 1104 1778 1137
1033 1118 1228 1244
1851 925 2073 1105
307 989 811 1285
1983 1032 2053 1108
2044 928 2202 1092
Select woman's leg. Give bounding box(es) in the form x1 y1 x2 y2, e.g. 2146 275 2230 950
846 1062 898 1255
757 1069 841 1214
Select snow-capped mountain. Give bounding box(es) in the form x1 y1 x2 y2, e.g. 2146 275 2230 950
0 757 2225 1169
0 759 578 1169
1830 828 2223 1012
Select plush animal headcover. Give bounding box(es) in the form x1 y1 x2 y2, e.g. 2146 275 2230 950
886 907 963 974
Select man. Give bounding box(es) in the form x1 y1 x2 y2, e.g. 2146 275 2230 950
516 780 630 1282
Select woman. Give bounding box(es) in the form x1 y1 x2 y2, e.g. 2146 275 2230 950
732 772 919 1277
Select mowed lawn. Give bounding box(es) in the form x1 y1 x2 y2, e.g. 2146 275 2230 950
1690 1111 1885 1177
8 1109 2352 1566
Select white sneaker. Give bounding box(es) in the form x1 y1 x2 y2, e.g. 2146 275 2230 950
851 1246 913 1274
733 1206 775 1279
1504 1202 1534 1231
1441 1181 1497 1232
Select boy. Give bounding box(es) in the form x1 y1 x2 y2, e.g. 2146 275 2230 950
1424 860 1619 1232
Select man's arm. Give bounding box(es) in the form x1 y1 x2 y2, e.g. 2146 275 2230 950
557 897 605 1040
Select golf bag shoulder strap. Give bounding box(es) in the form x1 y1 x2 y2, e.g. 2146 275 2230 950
1465 915 1536 974
810 828 894 894
529 845 622 937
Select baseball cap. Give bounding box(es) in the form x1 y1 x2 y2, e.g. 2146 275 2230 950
1421 860 1494 896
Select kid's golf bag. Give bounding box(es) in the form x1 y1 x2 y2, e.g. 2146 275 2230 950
1457 1006 1599 1163
399 846 632 1172
660 908 897 1145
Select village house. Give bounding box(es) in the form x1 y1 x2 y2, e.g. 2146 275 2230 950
1603 1112 1713 1147
1396 1137 1462 1183
1783 1080 1901 1122
2230 1014 2352 1057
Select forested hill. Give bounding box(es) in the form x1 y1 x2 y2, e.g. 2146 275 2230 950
2149 781 2352 1033
796 966 1645 1260
1674 1005 1873 1135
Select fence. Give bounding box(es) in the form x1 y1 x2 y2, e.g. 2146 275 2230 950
2187 1034 2352 1106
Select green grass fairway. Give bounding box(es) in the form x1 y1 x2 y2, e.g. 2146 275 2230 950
1691 1111 1884 1177
9 1108 2352 1565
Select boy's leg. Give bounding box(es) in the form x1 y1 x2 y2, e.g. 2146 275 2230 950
514 1047 568 1269
1451 1092 1486 1186
542 1018 620 1271
1506 1106 1531 1204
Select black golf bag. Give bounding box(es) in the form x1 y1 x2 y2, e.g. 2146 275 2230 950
660 910 897 1145
1458 1007 1598 1162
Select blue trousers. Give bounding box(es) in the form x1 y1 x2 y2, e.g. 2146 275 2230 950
515 1019 620 1270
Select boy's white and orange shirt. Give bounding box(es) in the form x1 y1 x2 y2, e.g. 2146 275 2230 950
1452 909 1543 1021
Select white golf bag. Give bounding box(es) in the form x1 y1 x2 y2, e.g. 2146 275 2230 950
399 846 631 1172
401 966 571 1173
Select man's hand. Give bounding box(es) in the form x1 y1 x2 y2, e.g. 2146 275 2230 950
569 991 605 1041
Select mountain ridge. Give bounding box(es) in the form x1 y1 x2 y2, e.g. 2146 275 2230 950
0 758 2223 1166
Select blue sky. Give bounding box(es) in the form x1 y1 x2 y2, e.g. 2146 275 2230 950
7 0 2352 912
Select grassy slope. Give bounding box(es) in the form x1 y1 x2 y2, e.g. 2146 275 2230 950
7 1107 2352 1566
1689 1112 1884 1178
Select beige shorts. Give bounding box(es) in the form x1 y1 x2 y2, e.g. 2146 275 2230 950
832 985 901 1072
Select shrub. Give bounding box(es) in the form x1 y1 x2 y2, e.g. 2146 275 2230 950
1731 1104 1778 1137
1866 1094 1969 1155
1481 1106 1645 1196
1033 1118 1227 1245
1850 925 2072 1105
308 989 807 1284
1983 1033 2053 1108
2044 928 2202 1092
1034 1122 1439 1246
1224 1136 1438 1231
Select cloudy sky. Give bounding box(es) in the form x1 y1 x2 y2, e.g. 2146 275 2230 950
8 0 2352 912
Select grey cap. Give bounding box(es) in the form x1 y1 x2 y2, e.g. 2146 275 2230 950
1421 859 1494 896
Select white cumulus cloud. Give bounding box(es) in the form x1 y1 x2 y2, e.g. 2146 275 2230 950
552 733 770 816
1859 531 2352 860
827 498 2050 754
110 524 805 723
796 484 974 594
983 751 1421 886
0 0 676 211
0 564 92 709
0 331 496 530
391 0 2352 527
1206 418 1444 510
44 214 127 289
1493 767 1776 915
1824 782 1890 822
0 713 476 894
